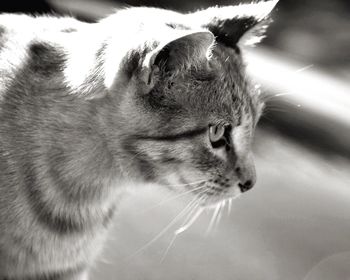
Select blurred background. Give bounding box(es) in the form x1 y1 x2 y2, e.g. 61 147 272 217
1 0 349 279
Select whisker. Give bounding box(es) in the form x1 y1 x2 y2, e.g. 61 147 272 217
295 64 314 73
263 106 291 114
175 203 201 232
215 201 224 228
273 92 294 97
175 205 204 235
262 92 291 102
160 195 205 262
137 183 207 214
264 98 303 111
127 197 198 260
228 198 232 215
160 234 177 263
174 194 206 235
206 203 221 235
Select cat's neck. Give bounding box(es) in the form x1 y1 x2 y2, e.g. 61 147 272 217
34 94 126 203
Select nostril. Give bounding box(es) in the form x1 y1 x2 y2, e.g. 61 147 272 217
244 180 252 187
238 180 254 193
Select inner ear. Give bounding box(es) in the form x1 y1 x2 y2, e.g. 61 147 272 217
153 46 171 70
207 16 259 48
141 31 214 86
154 31 214 70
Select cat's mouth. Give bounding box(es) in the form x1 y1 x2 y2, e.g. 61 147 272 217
171 185 242 236
161 175 244 209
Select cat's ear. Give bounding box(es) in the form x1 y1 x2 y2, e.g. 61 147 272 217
141 31 215 86
188 0 278 48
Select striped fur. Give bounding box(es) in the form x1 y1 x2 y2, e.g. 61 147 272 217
0 1 277 279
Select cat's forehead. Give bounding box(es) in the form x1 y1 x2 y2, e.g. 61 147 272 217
161 45 258 124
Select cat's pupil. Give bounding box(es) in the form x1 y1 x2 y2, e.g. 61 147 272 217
209 124 232 150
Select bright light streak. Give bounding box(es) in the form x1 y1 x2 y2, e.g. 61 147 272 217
246 48 350 126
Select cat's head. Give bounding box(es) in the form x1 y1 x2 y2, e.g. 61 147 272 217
114 1 278 207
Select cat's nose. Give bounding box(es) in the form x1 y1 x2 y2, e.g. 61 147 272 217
238 180 254 193
234 154 256 193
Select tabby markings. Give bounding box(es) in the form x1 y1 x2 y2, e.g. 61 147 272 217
23 163 114 235
28 42 66 77
0 25 5 50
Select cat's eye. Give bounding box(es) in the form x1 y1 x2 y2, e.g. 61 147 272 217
209 124 232 150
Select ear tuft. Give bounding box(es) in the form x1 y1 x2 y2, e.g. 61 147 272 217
188 0 278 48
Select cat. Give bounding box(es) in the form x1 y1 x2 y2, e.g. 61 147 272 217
0 1 278 279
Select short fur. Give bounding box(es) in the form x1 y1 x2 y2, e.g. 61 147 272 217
0 1 277 279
